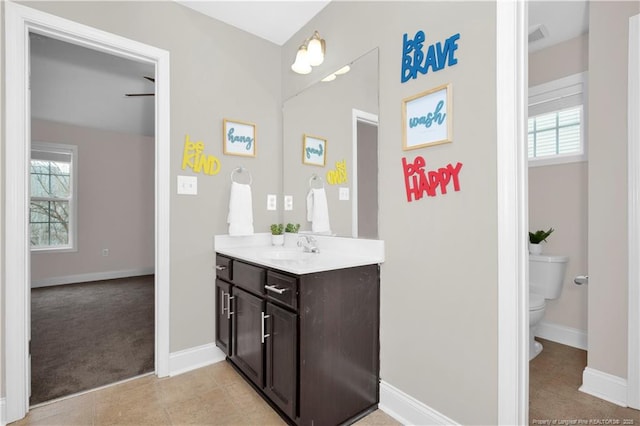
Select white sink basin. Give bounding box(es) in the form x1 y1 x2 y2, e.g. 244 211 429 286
261 249 314 262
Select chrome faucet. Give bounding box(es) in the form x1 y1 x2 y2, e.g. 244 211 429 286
297 235 320 253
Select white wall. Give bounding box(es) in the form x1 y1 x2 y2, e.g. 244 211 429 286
283 2 499 424
0 0 5 415
4 0 283 355
588 0 640 379
528 34 589 339
30 119 155 287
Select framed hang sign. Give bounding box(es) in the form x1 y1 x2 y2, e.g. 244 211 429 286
223 118 256 157
302 134 327 166
402 83 453 150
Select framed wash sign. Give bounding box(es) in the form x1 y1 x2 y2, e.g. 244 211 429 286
223 119 256 157
402 83 452 150
302 135 327 166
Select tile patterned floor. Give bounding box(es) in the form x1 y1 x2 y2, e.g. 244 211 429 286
22 338 637 426
530 338 640 425
12 361 400 425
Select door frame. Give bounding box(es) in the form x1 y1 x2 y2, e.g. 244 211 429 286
351 109 379 239
4 2 171 422
627 12 640 410
496 1 528 424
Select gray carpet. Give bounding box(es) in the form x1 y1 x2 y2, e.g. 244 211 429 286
30 275 155 405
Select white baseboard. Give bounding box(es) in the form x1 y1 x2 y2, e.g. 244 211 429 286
169 343 226 376
1 397 6 426
379 380 459 425
580 367 628 407
31 267 155 288
535 321 588 350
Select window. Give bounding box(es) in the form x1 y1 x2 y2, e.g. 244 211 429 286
30 142 77 251
528 72 587 166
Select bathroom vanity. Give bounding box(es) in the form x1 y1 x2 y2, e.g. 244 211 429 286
214 234 384 426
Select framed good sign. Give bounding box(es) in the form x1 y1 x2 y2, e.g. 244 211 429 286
402 83 452 150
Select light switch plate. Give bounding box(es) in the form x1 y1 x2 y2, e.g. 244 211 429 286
177 175 198 195
284 195 293 211
339 187 350 201
267 194 277 211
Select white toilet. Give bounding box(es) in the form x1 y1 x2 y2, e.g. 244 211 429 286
529 254 569 360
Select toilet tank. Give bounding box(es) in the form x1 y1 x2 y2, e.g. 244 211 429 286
529 254 569 299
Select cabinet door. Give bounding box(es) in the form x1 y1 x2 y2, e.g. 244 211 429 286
264 302 297 420
231 286 265 387
215 279 231 356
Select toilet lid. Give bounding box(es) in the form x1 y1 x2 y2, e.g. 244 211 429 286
530 293 545 310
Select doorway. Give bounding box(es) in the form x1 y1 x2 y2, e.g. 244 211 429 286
4 3 170 422
28 33 156 405
352 109 379 239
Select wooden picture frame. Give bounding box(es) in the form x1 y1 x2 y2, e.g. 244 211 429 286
223 118 256 157
402 83 452 150
302 134 327 166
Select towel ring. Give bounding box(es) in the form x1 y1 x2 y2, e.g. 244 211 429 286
309 173 324 189
231 167 252 185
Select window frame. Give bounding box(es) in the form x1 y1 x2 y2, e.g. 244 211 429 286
528 72 588 167
30 142 78 253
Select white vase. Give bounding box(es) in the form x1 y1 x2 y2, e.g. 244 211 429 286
529 243 542 255
272 234 284 246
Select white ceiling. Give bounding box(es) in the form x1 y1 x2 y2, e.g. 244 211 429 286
528 0 589 52
176 0 331 46
176 1 589 50
30 1 589 137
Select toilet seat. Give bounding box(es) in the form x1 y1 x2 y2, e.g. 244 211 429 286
530 292 545 311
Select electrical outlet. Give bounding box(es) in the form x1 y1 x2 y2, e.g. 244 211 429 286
267 194 277 211
284 195 293 211
102 248 109 256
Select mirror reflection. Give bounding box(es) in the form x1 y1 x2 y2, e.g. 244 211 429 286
282 48 379 238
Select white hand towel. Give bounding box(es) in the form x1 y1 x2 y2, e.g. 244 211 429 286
306 188 331 234
227 181 254 236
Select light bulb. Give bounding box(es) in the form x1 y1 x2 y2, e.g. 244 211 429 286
291 46 311 74
307 32 325 66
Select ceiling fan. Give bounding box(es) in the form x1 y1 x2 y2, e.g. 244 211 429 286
125 76 155 97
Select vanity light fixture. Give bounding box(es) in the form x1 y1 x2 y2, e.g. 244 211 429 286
291 44 312 74
307 31 325 66
291 30 325 74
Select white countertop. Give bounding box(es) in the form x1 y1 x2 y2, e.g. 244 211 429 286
214 233 384 275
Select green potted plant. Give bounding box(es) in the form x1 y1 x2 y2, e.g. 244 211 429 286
528 228 554 255
285 223 300 233
270 223 284 246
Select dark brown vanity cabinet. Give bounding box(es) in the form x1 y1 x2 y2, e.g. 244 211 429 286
215 253 380 426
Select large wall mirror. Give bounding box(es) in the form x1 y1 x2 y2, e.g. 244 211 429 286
283 48 379 238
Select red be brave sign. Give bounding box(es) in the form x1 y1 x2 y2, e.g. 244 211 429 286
402 155 463 202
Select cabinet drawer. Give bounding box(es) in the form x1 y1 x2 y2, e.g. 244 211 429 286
233 261 266 295
266 271 298 310
215 255 232 281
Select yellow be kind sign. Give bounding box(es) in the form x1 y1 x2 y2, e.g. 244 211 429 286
181 134 221 176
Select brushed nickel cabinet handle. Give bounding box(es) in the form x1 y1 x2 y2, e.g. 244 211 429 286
227 295 235 319
215 265 227 271
265 285 287 295
261 312 271 343
220 291 226 314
